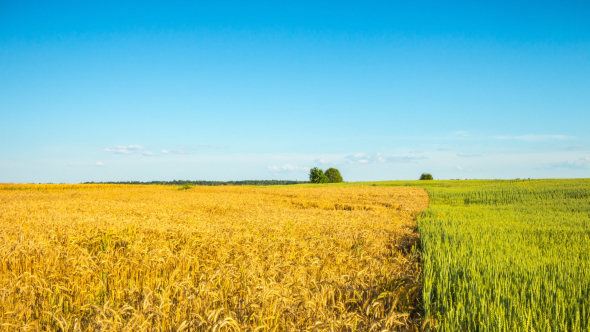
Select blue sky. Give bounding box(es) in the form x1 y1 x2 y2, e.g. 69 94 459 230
1 1 589 182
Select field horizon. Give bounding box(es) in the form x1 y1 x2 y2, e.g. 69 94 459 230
3 176 590 187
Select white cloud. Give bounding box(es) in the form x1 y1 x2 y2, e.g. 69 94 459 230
267 164 310 172
161 146 187 154
96 162 104 166
493 134 574 141
104 145 143 155
104 147 133 154
314 158 330 165
345 153 426 164
104 145 159 156
346 153 372 164
545 157 590 169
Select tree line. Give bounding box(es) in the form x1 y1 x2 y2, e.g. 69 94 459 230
82 180 309 186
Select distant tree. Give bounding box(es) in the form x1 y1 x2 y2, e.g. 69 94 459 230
309 167 329 183
420 173 433 180
325 168 343 183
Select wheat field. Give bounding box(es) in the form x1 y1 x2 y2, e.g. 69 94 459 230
0 184 428 331
416 179 590 331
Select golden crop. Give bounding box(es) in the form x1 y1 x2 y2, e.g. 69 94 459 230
0 184 428 331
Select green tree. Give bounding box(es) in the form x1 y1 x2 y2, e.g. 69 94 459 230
420 173 433 180
324 168 343 183
309 167 329 183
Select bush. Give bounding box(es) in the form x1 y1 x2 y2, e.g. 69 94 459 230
420 173 433 180
309 167 329 183
324 168 343 183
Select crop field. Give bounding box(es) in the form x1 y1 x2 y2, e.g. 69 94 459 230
415 179 590 331
2 179 589 332
0 184 429 331
288 179 590 331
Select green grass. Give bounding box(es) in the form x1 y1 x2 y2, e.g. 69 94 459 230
279 178 590 330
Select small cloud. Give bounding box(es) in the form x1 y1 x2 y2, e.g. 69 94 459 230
104 145 143 155
493 134 574 141
545 157 590 169
96 162 104 166
314 158 330 165
345 153 426 164
267 165 310 172
346 153 372 164
457 166 463 170
457 153 481 158
142 151 156 156
161 146 188 154
104 147 132 154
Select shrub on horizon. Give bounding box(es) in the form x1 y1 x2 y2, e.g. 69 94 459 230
325 168 343 183
309 167 330 183
420 173 433 180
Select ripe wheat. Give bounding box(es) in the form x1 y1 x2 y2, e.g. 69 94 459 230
0 184 428 331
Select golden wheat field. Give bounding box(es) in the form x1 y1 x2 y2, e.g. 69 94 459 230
0 184 429 331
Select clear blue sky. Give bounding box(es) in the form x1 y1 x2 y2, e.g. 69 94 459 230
1 1 589 182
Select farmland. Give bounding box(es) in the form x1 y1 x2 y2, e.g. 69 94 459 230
1 179 589 331
312 179 590 331
0 184 428 331
284 179 590 330
416 179 590 331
